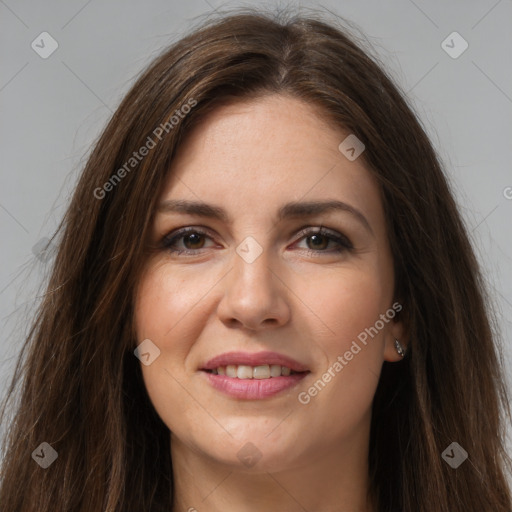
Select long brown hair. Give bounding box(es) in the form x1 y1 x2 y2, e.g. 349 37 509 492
1 7 511 511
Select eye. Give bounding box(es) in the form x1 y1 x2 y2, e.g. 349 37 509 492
160 225 353 257
161 227 216 255
293 226 353 255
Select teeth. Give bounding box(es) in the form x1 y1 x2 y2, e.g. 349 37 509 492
270 364 282 377
211 364 296 379
226 365 237 378
237 365 253 379
253 365 270 379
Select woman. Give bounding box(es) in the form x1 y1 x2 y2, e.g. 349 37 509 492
1 7 511 512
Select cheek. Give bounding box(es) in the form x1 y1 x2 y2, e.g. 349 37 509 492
293 266 388 423
133 263 225 431
134 263 208 356
133 266 199 436
301 265 388 352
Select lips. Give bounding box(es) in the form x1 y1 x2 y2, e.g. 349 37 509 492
200 351 310 400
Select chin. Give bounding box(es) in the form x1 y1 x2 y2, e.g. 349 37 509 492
200 424 307 473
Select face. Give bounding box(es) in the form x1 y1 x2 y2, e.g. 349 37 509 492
134 94 406 473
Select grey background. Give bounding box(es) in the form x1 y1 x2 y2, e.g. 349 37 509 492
1 0 511 456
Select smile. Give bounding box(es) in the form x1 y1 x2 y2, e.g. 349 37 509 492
200 351 310 399
206 364 298 379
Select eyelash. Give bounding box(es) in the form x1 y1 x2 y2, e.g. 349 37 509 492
160 226 353 257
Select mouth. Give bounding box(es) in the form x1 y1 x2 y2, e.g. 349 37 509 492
200 351 310 400
203 364 304 378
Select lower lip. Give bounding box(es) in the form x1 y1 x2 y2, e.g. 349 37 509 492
202 371 308 400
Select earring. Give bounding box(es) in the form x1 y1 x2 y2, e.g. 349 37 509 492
394 338 406 357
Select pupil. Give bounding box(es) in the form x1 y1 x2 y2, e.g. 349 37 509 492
185 233 204 249
309 234 327 250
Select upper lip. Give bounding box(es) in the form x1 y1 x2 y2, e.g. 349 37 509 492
201 351 309 372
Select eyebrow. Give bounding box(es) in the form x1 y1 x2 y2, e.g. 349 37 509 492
157 199 373 235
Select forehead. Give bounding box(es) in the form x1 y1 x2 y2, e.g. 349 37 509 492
170 95 344 175
161 95 384 231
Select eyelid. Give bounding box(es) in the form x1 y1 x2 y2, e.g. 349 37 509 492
160 225 218 249
293 225 353 249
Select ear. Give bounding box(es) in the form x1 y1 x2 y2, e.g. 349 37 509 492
383 302 409 362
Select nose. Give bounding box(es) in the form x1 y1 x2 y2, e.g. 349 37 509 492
216 244 291 331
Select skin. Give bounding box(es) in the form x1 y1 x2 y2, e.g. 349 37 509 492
134 94 407 512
